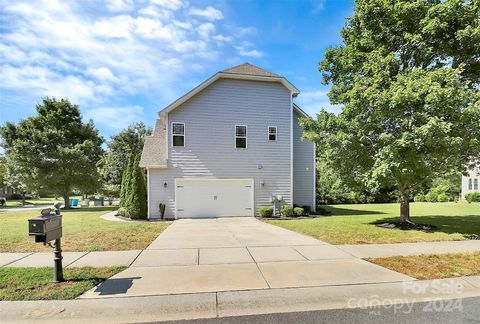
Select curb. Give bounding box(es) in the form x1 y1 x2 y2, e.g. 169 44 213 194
1 276 479 323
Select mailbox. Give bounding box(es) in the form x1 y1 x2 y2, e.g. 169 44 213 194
28 213 62 243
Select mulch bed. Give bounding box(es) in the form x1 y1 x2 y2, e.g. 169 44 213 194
257 215 321 220
375 221 437 231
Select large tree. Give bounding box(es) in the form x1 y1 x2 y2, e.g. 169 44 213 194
98 123 151 197
302 0 480 222
0 98 104 207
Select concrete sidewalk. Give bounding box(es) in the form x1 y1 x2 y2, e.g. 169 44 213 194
338 240 480 258
0 250 142 268
1 276 479 323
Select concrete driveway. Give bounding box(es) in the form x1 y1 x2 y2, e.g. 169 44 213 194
81 217 413 298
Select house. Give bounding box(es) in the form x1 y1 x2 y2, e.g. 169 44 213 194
140 63 315 219
461 167 480 200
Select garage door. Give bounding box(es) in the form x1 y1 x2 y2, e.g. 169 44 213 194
175 179 254 218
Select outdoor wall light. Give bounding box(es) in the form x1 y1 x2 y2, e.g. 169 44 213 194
163 181 168 188
260 181 265 187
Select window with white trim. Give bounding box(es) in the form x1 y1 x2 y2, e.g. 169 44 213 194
172 122 185 147
475 178 479 190
235 125 247 148
469 178 473 190
268 126 277 141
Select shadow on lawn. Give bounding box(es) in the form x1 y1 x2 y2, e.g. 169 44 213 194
65 207 117 213
322 206 387 216
371 215 480 239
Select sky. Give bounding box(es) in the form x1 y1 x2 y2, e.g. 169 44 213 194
0 0 353 140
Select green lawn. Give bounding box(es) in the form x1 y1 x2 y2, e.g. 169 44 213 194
266 202 480 244
0 266 126 300
0 207 170 252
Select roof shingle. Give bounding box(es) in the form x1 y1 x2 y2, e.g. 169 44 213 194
221 63 280 78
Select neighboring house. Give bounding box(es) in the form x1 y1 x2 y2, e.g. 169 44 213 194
140 63 315 219
461 167 480 200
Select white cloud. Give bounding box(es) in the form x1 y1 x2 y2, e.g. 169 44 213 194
213 34 232 43
311 0 326 14
150 0 185 11
105 0 134 12
234 41 263 58
295 89 343 116
198 22 215 39
84 105 145 130
0 0 264 131
188 6 224 21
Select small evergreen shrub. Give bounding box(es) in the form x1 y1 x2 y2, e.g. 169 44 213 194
465 192 480 202
117 207 126 217
159 203 166 219
437 193 448 202
259 206 274 217
293 207 305 217
280 204 294 217
301 205 311 214
0 198 5 206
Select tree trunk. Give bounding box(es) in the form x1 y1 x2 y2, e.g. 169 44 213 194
21 192 26 206
63 194 70 209
399 187 412 223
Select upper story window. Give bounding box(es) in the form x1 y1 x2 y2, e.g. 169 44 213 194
475 178 479 191
268 126 277 141
235 125 247 149
469 178 473 190
172 122 185 147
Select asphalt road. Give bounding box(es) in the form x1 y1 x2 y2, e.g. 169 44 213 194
158 297 480 324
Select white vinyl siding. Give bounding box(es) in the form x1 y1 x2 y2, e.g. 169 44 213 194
292 110 315 210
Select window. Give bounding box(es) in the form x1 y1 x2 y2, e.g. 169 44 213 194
235 125 247 148
172 122 185 147
268 126 277 141
475 178 479 191
468 178 473 190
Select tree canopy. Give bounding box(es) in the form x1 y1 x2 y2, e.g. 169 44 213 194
302 0 480 222
98 122 151 197
0 98 104 206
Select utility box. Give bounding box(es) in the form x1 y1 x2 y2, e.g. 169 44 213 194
28 212 62 243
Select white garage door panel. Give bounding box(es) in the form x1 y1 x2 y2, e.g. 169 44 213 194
175 179 254 218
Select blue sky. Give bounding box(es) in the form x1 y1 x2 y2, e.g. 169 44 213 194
0 0 353 140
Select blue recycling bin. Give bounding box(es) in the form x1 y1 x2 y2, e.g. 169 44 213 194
71 199 78 207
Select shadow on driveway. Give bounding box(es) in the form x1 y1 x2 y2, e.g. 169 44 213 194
94 277 142 295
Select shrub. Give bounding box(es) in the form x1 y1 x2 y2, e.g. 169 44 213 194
425 191 437 202
465 192 480 203
0 198 5 206
301 205 311 214
413 194 425 202
437 193 448 202
259 206 274 217
280 204 294 217
293 207 305 217
117 207 126 217
125 154 148 220
159 203 166 219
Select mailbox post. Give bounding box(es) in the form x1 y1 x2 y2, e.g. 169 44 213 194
28 207 63 282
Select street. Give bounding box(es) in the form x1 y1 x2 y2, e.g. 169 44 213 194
160 297 480 324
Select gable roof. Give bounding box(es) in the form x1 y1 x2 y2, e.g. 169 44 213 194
221 63 280 78
159 63 299 116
